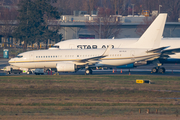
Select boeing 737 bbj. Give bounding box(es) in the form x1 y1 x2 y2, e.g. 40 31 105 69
9 13 177 75
51 38 180 73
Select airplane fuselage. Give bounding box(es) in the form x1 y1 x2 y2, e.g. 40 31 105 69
53 38 180 60
9 48 159 69
54 38 180 50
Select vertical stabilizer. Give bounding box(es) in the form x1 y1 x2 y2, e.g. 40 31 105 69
126 13 167 49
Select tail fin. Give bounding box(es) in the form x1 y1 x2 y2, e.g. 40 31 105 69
126 13 167 49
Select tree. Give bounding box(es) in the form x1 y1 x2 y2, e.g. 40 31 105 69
13 0 39 50
80 0 98 15
3 0 180 22
161 0 180 22
86 7 121 39
33 0 61 49
110 0 124 15
13 0 61 50
88 0 98 14
0 6 18 48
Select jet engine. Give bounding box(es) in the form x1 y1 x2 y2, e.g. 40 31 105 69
56 62 76 72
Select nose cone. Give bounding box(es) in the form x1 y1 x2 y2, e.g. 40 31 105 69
8 58 15 64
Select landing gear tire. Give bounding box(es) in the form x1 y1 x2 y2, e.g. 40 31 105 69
151 67 158 73
85 69 92 75
151 67 165 74
27 71 32 75
7 71 11 74
158 67 165 73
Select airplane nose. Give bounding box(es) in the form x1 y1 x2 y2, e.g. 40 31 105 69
8 59 11 64
8 58 14 64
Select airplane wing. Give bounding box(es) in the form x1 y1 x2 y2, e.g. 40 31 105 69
75 45 112 64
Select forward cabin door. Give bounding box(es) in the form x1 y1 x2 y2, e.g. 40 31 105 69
29 52 34 61
29 52 35 68
131 51 135 61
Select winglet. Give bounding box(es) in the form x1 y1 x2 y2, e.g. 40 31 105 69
102 45 112 56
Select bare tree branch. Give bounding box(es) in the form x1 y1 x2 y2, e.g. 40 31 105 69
86 8 121 39
0 6 18 48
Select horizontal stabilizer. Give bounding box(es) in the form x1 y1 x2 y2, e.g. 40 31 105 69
147 46 169 53
159 48 180 60
161 48 180 55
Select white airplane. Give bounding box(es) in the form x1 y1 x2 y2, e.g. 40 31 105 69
51 38 180 73
50 33 180 73
9 13 175 75
52 38 180 50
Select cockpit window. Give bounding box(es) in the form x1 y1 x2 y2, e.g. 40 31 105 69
51 46 59 48
16 55 23 58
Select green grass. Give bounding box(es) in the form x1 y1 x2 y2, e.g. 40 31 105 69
0 75 180 119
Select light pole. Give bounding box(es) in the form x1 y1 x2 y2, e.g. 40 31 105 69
131 4 135 16
159 5 162 14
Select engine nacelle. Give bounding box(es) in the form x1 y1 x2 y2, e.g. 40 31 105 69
134 61 148 67
56 62 76 72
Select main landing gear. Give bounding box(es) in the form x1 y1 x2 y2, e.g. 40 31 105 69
85 65 92 75
151 67 165 74
27 71 32 74
85 68 92 75
151 61 166 74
